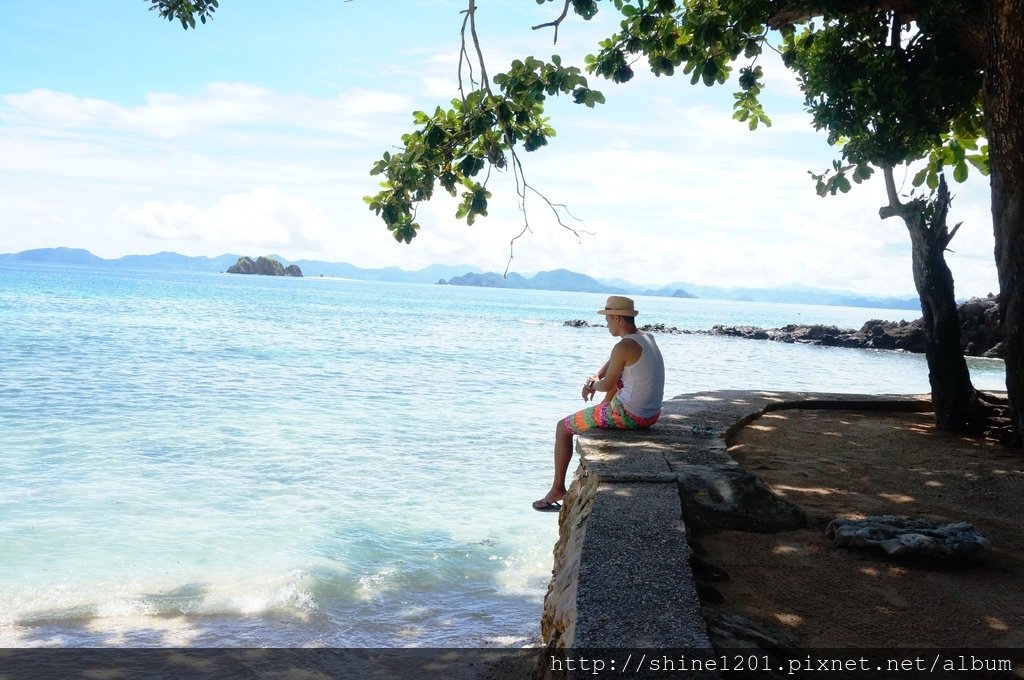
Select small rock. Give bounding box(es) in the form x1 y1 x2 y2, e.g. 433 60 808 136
825 515 991 563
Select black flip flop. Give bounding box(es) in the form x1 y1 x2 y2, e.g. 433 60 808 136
532 500 562 512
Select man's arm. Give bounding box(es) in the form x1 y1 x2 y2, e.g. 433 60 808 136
581 359 609 401
592 341 629 392
583 340 640 399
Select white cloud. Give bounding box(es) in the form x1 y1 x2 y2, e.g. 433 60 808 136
116 186 336 252
2 85 414 139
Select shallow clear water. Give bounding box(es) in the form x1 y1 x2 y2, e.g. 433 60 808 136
0 263 1006 647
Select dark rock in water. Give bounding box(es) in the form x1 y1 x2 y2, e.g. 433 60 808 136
710 324 769 340
253 256 285 276
563 319 687 334
227 256 302 277
826 515 991 563
562 294 1001 357
696 295 1001 357
227 256 256 274
639 322 685 334
857 319 927 352
958 294 1003 357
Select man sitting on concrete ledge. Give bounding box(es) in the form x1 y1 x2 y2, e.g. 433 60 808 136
533 295 666 512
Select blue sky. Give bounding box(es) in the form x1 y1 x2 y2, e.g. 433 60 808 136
0 1 999 297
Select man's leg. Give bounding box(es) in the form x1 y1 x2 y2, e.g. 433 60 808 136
533 419 575 509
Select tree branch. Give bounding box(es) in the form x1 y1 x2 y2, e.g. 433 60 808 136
768 0 925 28
459 1 492 95
879 164 909 220
945 221 963 249
502 130 589 275
768 0 986 66
532 0 572 43
935 174 951 231
458 9 475 100
467 0 492 94
457 0 586 272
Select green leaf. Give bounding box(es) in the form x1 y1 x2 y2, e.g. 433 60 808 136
911 167 929 187
950 140 965 163
953 160 968 183
853 164 873 181
470 188 488 214
459 155 484 177
966 155 989 175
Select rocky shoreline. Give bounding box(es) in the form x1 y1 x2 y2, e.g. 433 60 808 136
565 295 1003 359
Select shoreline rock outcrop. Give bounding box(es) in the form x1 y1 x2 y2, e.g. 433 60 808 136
564 294 1003 358
226 256 302 277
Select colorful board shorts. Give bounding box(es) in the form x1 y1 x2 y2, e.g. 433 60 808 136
563 397 660 435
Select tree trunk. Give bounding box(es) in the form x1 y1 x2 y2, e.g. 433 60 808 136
908 225 980 432
984 0 1024 446
882 170 979 432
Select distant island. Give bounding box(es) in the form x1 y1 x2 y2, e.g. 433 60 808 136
227 256 302 277
439 269 697 297
438 269 696 297
0 247 926 310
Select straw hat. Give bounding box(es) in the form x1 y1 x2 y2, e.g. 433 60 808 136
597 295 639 317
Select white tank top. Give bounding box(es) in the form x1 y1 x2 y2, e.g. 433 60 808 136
617 331 665 418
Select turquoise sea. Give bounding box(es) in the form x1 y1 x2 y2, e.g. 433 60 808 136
0 263 1007 648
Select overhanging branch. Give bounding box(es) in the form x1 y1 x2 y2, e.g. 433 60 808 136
459 0 588 270
768 0 926 28
879 165 911 221
532 0 572 43
768 0 986 66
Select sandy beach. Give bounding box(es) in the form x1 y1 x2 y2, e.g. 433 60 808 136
699 407 1024 650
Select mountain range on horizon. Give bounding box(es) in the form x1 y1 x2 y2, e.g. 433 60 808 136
0 246 923 310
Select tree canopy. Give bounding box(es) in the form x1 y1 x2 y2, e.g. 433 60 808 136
147 0 218 29
357 1 990 245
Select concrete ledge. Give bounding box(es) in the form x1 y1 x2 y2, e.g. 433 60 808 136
574 481 707 648
583 390 932 475
536 390 933 667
